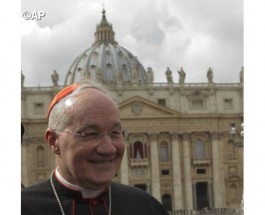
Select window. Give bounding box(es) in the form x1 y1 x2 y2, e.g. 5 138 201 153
158 99 166 106
160 142 169 162
105 50 112 64
34 102 44 114
130 140 148 161
133 141 144 159
230 184 238 202
223 98 233 110
195 140 205 158
197 168 206 174
191 99 204 108
188 91 207 110
161 169 170 176
227 140 236 160
122 64 127 73
228 166 237 174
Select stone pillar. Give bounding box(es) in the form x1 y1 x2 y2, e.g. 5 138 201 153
211 132 225 207
171 132 183 209
149 133 161 202
209 182 213 208
192 183 197 209
183 133 193 209
120 144 129 185
209 93 217 113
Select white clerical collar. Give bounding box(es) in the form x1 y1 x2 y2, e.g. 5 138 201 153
55 168 104 198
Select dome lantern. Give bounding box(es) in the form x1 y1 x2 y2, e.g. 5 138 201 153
64 10 148 86
94 9 117 45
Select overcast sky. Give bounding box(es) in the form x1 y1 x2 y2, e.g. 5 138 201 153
21 0 243 86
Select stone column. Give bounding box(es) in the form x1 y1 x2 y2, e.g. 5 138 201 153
209 93 217 113
209 182 213 208
171 132 183 209
120 144 129 185
183 133 193 209
211 132 225 207
149 133 161 202
192 183 197 209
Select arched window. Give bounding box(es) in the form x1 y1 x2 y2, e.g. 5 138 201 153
36 146 45 167
133 141 144 160
230 183 238 202
122 64 128 81
105 50 112 64
160 142 169 162
162 194 172 212
227 139 236 159
195 140 204 158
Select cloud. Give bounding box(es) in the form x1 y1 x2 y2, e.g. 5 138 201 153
21 0 243 86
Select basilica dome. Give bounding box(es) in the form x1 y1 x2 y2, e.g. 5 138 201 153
64 9 148 86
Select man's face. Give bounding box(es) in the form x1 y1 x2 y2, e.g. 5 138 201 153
54 89 125 190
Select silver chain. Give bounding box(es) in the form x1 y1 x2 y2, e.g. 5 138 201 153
50 171 111 215
50 171 66 215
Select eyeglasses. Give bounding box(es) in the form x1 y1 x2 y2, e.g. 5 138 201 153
55 129 127 141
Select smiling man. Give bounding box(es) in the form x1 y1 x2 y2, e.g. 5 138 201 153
21 81 169 215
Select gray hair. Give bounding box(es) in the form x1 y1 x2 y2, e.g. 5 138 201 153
48 81 114 131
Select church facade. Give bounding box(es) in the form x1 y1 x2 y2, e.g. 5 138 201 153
21 10 243 212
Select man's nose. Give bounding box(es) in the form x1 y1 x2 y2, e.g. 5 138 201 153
96 134 116 155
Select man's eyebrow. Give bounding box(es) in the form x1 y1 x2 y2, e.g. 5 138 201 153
77 122 122 132
76 124 99 133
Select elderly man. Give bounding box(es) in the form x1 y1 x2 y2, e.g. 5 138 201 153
22 81 169 215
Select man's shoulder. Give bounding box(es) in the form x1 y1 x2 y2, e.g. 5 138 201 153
22 180 51 198
21 180 59 215
111 182 148 196
111 182 169 214
22 180 49 191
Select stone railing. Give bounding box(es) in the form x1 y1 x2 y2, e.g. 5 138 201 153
107 82 242 89
130 158 149 167
169 208 239 215
22 82 242 92
192 156 211 166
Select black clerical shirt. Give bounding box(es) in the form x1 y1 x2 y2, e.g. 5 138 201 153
22 173 169 215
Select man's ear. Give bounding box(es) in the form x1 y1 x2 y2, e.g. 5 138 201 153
45 128 60 155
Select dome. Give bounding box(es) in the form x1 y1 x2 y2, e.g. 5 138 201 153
64 9 148 86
